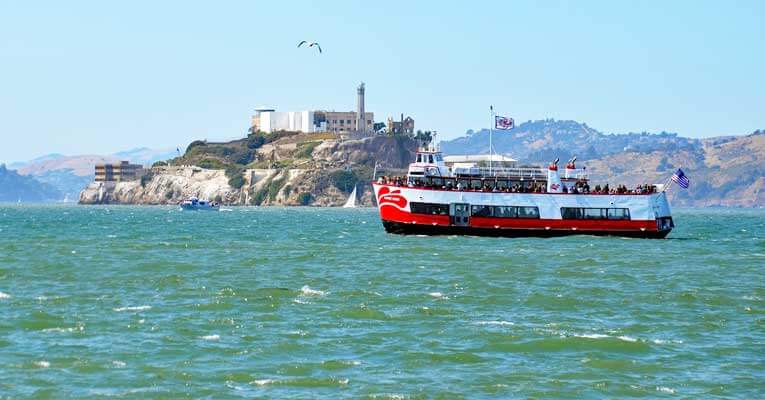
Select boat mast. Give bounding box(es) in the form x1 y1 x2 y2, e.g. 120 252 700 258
489 105 494 176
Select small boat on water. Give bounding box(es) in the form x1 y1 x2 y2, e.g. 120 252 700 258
343 185 358 208
179 197 220 211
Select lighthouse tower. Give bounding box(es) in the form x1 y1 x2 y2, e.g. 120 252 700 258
356 82 366 133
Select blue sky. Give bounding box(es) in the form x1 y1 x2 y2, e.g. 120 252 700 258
1 0 763 162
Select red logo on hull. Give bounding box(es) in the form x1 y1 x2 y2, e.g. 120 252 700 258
377 186 408 209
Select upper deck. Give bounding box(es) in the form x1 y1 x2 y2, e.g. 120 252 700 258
406 148 588 181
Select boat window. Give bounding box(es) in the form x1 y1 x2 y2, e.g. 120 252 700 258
607 208 631 220
561 207 630 220
416 154 422 163
471 205 493 217
517 206 540 219
494 206 517 218
428 155 434 163
583 208 606 219
469 205 539 219
410 202 449 215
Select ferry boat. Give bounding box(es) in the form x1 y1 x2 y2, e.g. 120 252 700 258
372 148 674 238
179 197 220 211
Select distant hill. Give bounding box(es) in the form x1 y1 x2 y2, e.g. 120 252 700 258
0 164 62 202
440 120 764 207
9 147 177 201
111 147 178 165
441 119 700 162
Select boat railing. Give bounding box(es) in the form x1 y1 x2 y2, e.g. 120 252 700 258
452 166 547 180
561 168 589 180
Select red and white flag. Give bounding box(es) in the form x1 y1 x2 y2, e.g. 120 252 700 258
495 116 514 130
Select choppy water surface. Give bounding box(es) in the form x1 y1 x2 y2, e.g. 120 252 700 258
0 205 763 398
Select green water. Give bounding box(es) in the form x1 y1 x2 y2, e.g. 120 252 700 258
0 205 763 398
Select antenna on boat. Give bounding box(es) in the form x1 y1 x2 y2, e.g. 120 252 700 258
489 105 494 176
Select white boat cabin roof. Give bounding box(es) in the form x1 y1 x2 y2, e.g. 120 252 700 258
443 154 518 164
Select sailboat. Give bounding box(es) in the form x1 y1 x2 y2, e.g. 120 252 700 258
343 185 357 208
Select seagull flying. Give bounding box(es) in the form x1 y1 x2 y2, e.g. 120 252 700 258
298 41 322 53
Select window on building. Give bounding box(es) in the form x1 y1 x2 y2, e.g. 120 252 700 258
347 120 351 124
339 120 344 124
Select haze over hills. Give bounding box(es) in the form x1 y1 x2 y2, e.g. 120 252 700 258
8 147 178 200
440 119 764 207
0 164 62 202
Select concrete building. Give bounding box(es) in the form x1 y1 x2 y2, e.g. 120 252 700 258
387 114 415 135
250 83 373 134
95 161 146 182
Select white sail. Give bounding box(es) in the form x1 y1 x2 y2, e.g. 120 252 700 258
343 186 357 208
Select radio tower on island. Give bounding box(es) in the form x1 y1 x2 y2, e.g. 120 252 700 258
356 82 366 133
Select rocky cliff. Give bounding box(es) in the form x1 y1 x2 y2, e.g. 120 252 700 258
79 167 239 205
79 134 415 206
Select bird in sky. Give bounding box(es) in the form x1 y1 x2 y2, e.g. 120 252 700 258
298 40 322 53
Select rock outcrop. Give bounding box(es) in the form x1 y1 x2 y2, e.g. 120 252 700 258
79 135 416 206
79 167 238 205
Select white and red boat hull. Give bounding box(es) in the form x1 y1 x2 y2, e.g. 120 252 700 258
372 183 674 238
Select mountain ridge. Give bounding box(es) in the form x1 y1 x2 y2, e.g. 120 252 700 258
439 120 764 207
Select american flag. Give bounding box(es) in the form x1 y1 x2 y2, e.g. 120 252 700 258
495 116 514 130
671 168 689 189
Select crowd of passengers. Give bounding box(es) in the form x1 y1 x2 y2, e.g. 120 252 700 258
377 176 656 195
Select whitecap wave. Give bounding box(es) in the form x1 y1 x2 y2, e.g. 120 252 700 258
0 291 10 299
428 292 445 298
113 305 152 312
474 320 514 326
251 379 277 386
573 333 643 343
33 360 50 368
112 360 126 367
573 333 611 339
656 386 676 394
43 326 83 333
652 338 683 345
300 285 326 296
201 334 220 341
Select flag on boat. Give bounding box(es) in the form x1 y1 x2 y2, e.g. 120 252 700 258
495 116 514 130
671 168 689 189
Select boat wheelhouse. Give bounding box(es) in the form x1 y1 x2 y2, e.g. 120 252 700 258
179 197 220 211
372 148 674 238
